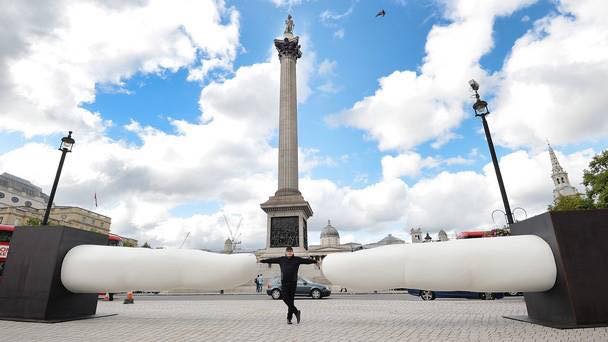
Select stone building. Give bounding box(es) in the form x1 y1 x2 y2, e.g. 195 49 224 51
320 220 340 247
548 143 579 199
410 228 423 243
363 234 405 249
308 221 357 260
0 205 111 235
223 238 234 254
0 173 49 210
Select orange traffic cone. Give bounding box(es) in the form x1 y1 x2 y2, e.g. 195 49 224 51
123 291 134 304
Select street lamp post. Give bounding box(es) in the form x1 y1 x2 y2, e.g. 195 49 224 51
468 80 514 225
42 131 75 226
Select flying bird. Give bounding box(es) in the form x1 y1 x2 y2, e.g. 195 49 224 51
376 9 386 17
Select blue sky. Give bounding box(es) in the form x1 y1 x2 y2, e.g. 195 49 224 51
85 0 569 188
1 0 607 249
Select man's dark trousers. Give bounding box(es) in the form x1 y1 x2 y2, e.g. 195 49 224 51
282 281 298 321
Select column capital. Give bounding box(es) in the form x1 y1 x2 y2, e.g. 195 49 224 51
274 37 302 59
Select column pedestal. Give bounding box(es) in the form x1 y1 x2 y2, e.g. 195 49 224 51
261 193 312 256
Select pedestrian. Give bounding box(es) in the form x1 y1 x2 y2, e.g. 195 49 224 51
254 276 259 293
257 274 264 293
260 247 318 324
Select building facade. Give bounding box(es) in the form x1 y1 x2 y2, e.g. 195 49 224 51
410 228 423 243
0 173 49 210
0 206 111 235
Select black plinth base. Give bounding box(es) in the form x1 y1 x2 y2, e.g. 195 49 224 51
510 210 608 329
0 313 117 324
504 315 608 329
0 226 108 322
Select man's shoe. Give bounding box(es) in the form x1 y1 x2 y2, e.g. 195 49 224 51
287 319 292 325
295 310 301 324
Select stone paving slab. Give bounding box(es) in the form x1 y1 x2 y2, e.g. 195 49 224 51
1 298 607 341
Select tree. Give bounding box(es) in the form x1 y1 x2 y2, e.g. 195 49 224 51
549 195 595 211
141 242 151 248
25 218 42 226
122 240 137 247
583 149 608 209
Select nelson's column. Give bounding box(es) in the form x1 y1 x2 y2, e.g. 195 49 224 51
261 15 313 255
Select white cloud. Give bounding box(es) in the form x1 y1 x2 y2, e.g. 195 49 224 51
332 0 536 151
0 14 321 250
270 0 311 8
301 177 409 233
334 29 345 39
318 81 341 94
404 147 594 230
320 5 354 24
381 152 439 179
491 0 608 148
318 59 337 76
0 0 240 137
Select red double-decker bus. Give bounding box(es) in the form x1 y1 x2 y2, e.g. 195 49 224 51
0 225 15 277
457 228 511 239
107 233 123 246
456 231 487 239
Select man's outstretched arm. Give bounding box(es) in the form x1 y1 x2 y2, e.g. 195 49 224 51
260 257 282 264
295 257 318 265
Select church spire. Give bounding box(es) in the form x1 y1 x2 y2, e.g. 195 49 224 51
548 142 564 174
547 141 578 200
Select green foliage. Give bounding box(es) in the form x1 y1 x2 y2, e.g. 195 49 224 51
122 240 137 247
141 242 151 248
583 149 608 209
549 195 595 211
25 218 42 226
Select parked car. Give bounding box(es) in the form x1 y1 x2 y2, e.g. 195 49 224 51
407 289 505 301
266 277 331 300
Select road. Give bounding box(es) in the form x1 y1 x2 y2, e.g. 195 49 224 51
3 294 605 341
113 292 525 302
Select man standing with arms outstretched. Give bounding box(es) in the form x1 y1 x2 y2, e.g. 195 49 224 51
260 247 318 324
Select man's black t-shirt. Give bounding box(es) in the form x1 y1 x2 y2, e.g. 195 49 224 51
260 256 316 283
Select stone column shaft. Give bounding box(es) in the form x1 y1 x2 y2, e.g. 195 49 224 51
278 55 298 192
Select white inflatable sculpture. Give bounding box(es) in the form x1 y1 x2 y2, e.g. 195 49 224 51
61 246 258 293
321 235 557 292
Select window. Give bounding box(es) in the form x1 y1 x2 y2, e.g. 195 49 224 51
0 231 10 243
11 196 19 203
0 192 4 199
24 201 32 207
0 217 3 224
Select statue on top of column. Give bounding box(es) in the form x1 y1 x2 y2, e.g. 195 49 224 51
284 15 294 36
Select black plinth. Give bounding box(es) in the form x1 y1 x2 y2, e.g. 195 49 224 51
0 226 108 322
505 210 608 329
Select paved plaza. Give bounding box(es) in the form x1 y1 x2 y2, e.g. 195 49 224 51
2 295 608 341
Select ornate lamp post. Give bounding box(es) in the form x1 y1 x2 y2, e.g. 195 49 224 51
469 80 514 225
42 131 75 225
